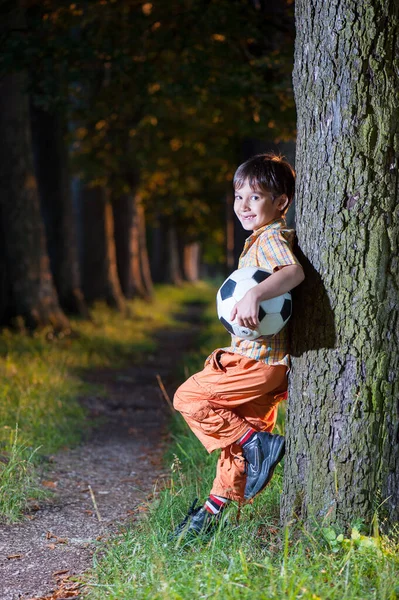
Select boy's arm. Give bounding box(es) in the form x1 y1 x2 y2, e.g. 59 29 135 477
230 264 304 330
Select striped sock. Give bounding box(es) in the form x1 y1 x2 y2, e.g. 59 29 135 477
204 494 230 514
237 427 257 446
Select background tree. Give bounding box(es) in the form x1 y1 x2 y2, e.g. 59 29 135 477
282 0 399 530
0 1 69 330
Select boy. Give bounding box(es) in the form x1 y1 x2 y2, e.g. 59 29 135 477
172 153 304 537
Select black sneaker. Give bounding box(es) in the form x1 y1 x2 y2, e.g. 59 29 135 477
243 432 285 500
171 498 221 540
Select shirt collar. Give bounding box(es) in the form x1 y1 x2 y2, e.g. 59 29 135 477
246 217 286 242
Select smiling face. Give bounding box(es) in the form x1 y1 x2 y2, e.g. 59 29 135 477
234 180 288 231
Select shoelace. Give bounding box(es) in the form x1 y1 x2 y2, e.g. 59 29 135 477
186 497 200 517
172 498 201 535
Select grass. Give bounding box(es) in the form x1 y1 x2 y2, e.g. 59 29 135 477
84 296 399 600
0 282 215 522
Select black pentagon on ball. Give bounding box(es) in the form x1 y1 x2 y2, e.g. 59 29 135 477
280 298 292 322
252 269 271 284
220 316 235 335
258 305 266 321
220 278 236 300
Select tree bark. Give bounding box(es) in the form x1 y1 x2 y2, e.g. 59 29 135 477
113 193 153 300
282 0 399 530
30 102 88 317
166 220 183 285
0 7 69 330
81 186 126 312
149 215 183 285
182 242 201 282
137 197 154 298
149 215 166 283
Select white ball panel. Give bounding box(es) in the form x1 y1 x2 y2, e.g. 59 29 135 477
260 296 284 314
217 295 236 319
230 267 259 283
233 278 258 302
259 313 285 336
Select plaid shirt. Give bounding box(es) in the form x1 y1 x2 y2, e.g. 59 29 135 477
225 218 301 367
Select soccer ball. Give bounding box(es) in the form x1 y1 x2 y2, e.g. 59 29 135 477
216 266 292 340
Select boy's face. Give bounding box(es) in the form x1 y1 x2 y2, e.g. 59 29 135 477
234 180 288 231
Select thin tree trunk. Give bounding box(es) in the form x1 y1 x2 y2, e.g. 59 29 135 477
149 215 183 285
166 220 183 285
149 215 166 283
112 193 132 296
0 223 12 325
281 0 399 530
30 102 88 317
183 242 201 282
136 196 154 298
113 194 153 300
81 186 125 312
0 6 68 330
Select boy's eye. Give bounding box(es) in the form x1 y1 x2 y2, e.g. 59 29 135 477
251 195 260 201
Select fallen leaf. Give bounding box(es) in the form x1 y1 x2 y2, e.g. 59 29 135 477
84 509 93 515
42 480 58 489
53 569 69 577
46 543 56 550
7 554 23 559
25 579 81 599
47 532 67 543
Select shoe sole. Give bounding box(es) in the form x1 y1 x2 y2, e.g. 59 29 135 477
244 435 285 500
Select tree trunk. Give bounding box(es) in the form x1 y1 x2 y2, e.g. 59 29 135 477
281 0 399 530
137 196 154 298
166 220 183 285
149 215 183 284
0 8 68 330
149 215 166 283
0 223 12 325
30 102 88 317
81 186 126 312
182 242 201 282
113 193 153 300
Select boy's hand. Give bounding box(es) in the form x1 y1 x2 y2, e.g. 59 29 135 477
230 288 260 330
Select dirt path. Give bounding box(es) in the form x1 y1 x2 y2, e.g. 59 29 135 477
0 306 201 600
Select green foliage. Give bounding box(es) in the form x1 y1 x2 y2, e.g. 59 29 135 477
0 425 48 523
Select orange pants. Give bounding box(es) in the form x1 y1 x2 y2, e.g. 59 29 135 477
173 349 287 501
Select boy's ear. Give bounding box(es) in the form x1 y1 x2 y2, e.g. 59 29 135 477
276 194 289 212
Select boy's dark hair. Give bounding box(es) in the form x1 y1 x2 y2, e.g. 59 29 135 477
233 153 296 209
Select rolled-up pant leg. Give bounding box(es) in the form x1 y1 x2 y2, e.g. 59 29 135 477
173 350 287 501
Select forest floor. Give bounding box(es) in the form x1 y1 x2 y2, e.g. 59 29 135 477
0 303 202 600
